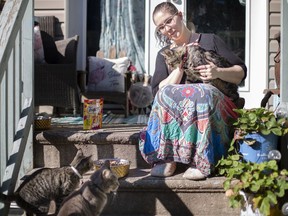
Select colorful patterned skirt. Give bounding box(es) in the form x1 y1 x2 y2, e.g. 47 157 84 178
139 84 238 176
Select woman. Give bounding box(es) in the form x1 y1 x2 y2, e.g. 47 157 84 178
139 2 247 180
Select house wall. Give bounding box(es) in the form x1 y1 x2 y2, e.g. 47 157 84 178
34 0 65 40
268 0 281 108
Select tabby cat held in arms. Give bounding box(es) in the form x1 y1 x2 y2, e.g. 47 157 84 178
57 160 119 216
161 45 240 103
0 148 93 216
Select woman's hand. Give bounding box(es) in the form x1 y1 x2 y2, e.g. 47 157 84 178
196 64 245 85
196 63 218 82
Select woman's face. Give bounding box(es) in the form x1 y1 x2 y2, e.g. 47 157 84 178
153 10 183 41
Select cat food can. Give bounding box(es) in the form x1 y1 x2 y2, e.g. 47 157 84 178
34 116 51 130
83 98 104 130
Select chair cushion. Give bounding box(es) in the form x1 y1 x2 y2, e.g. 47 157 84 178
40 31 60 64
87 56 130 93
34 25 46 64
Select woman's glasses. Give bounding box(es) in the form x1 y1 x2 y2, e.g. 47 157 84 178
156 12 179 34
274 50 280 63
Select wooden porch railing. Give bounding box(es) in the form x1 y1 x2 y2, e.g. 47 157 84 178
0 0 33 215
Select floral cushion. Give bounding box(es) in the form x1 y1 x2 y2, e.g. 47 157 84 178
87 56 130 93
34 25 46 64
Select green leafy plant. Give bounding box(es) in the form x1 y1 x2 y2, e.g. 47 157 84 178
217 141 288 216
233 107 288 145
216 107 288 215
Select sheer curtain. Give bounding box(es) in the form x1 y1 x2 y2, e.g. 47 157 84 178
99 0 145 74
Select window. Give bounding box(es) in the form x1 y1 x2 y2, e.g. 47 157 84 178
186 0 246 61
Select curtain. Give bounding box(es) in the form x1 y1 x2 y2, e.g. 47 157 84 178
99 0 145 74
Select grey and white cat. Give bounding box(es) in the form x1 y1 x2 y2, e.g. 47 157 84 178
57 160 119 216
161 45 240 103
0 148 93 216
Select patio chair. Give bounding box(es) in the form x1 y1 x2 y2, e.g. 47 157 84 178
34 34 80 115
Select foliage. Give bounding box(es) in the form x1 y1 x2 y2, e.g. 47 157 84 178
216 140 288 216
233 108 288 145
216 107 288 215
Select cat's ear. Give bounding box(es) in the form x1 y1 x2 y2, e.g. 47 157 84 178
76 148 84 157
70 148 85 166
102 169 112 180
86 155 92 160
82 155 93 165
103 160 110 169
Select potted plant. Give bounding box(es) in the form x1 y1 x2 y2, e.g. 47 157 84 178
216 144 288 216
232 107 288 163
233 107 288 139
216 107 288 215
217 153 288 215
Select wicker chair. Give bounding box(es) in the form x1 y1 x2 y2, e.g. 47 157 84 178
34 35 80 115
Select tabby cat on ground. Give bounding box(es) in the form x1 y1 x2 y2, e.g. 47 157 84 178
57 160 119 216
0 148 93 216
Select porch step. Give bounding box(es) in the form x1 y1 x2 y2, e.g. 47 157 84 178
33 124 240 215
9 169 240 216
87 168 240 216
33 124 149 169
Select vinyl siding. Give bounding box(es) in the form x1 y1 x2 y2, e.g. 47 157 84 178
268 0 281 106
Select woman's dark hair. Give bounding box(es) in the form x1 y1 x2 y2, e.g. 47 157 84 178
153 2 178 47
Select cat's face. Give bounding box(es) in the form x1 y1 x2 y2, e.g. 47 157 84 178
70 149 94 174
91 160 120 194
161 47 186 70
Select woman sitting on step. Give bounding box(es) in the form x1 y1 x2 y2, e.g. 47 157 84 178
139 2 247 180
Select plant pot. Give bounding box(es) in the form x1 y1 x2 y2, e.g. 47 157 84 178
240 191 281 216
240 203 281 216
239 133 278 163
240 203 263 216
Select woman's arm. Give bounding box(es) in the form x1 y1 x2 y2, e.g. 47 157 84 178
213 34 247 84
151 50 185 96
198 64 245 85
198 34 247 85
159 67 184 88
213 65 244 85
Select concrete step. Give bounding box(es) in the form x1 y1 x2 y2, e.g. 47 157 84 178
8 168 240 216
33 124 240 215
87 168 240 216
34 124 149 169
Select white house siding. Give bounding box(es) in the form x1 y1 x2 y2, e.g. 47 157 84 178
268 0 281 108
